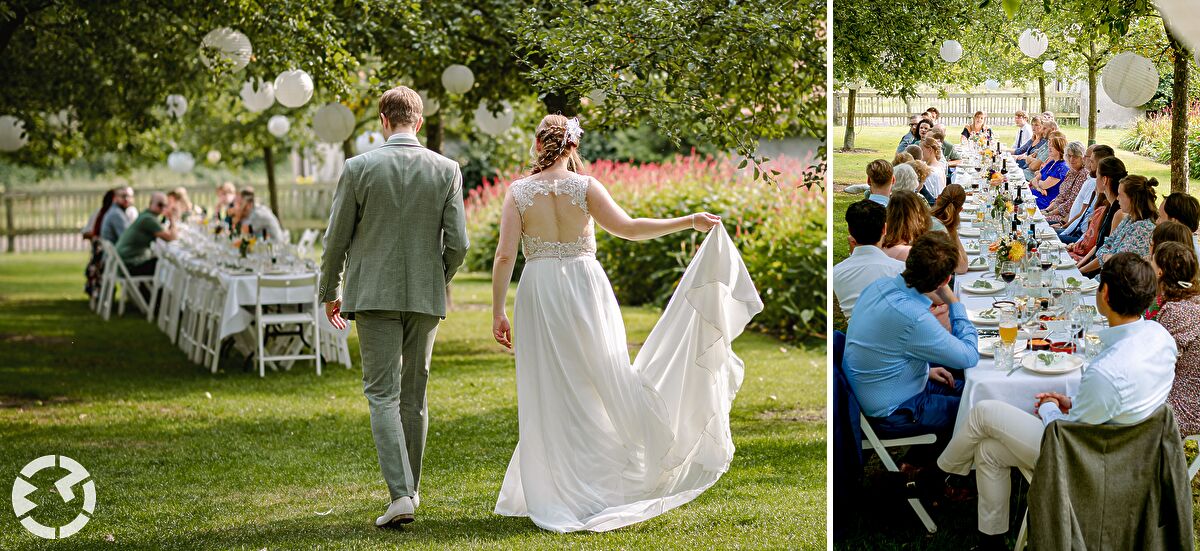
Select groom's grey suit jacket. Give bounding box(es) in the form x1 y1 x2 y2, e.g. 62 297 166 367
319 134 469 319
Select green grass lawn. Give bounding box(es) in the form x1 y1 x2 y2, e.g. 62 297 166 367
833 125 1199 192
0 252 826 549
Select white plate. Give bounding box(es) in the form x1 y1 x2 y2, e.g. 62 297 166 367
963 278 1006 294
1021 352 1084 375
978 336 1028 357
963 202 980 211
968 257 990 271
964 240 981 255
1064 276 1099 292
968 307 1001 325
1036 231 1058 240
1055 258 1076 269
959 226 981 237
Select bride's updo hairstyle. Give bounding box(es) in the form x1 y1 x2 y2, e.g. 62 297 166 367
530 114 585 175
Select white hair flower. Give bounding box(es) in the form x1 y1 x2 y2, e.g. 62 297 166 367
563 117 583 147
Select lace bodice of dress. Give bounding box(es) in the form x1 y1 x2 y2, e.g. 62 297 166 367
510 174 596 260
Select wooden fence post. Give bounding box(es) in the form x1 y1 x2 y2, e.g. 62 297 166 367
4 180 13 253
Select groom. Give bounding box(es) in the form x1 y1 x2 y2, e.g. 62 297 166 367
319 85 469 527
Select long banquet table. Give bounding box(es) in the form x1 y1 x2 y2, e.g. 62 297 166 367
948 159 1095 435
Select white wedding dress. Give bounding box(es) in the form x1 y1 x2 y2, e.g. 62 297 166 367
493 173 764 532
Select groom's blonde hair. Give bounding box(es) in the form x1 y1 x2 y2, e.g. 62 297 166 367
380 86 422 127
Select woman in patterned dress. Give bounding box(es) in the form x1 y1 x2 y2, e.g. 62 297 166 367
1148 241 1200 436
1042 141 1089 225
1079 174 1159 276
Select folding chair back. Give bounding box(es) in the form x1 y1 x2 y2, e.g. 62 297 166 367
254 272 321 377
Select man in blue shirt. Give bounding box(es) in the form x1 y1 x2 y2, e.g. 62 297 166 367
844 231 980 439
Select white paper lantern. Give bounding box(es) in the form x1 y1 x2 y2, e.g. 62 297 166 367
984 79 1001 91
0 116 28 152
1102 52 1159 108
274 69 313 108
1158 0 1200 55
587 89 607 105
355 131 385 154
167 151 195 173
1019 29 1048 59
418 90 440 116
46 108 79 132
312 102 356 143
199 27 252 72
441 64 474 95
267 115 290 137
206 150 222 164
939 40 963 63
474 100 514 137
1042 60 1057 73
239 78 275 112
166 94 188 118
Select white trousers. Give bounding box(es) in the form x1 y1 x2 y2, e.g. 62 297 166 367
937 400 1045 535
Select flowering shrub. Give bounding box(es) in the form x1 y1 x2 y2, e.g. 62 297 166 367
464 154 827 341
1120 105 1200 179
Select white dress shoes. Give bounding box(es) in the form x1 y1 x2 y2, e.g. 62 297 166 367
375 495 415 527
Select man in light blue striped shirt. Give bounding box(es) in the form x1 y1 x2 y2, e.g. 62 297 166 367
844 231 980 439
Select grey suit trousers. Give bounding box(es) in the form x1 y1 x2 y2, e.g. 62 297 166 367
355 310 440 501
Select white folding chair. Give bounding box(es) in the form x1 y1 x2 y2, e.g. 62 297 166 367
255 272 322 377
177 265 211 363
146 241 170 322
296 229 319 256
98 240 154 319
318 313 353 369
155 254 187 342
1185 435 1200 480
193 273 227 373
859 413 939 534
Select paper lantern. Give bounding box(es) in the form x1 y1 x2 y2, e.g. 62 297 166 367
474 100 514 137
312 103 355 143
1019 29 1048 59
939 40 963 63
355 131 385 154
1042 60 1057 73
166 94 188 118
274 69 313 108
46 108 79 132
441 64 474 94
206 150 221 164
587 89 607 105
1103 52 1159 108
1158 0 1200 55
167 151 195 173
199 27 252 72
984 79 1001 91
418 90 439 116
0 116 28 152
239 78 275 112
267 115 290 137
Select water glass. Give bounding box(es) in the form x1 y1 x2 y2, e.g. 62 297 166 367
993 341 1014 370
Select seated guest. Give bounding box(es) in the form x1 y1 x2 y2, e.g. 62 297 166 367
216 182 237 226
1039 140 1085 217
1057 145 1115 242
833 200 905 318
167 187 201 222
907 159 937 205
1030 134 1068 209
1012 110 1033 150
235 187 284 241
1067 189 1111 262
924 106 940 124
1081 174 1158 275
920 137 947 198
896 114 925 153
100 186 136 243
1147 242 1200 436
845 231 979 440
892 152 914 166
1027 122 1060 176
865 159 893 205
882 190 939 261
1074 157 1130 270
83 190 115 298
1158 192 1200 260
960 110 993 142
931 184 969 274
892 163 920 194
115 192 179 276
930 128 960 170
1014 116 1047 176
937 252 1175 550
82 190 115 241
1149 221 1195 256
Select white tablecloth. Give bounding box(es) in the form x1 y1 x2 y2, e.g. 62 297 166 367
950 177 1095 435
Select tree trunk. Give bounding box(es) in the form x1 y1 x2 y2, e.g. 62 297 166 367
1167 29 1191 193
426 119 444 154
1087 64 1098 146
542 91 579 116
263 145 280 220
842 88 857 151
1038 76 1047 114
342 137 355 160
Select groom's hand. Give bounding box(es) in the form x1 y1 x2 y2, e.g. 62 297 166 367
324 300 346 330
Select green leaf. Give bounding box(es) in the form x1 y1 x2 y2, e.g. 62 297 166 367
1002 0 1020 19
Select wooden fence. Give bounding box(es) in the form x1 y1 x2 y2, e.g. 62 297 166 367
833 91 1081 127
2 183 336 253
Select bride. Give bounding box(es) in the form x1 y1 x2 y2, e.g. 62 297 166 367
490 114 764 532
